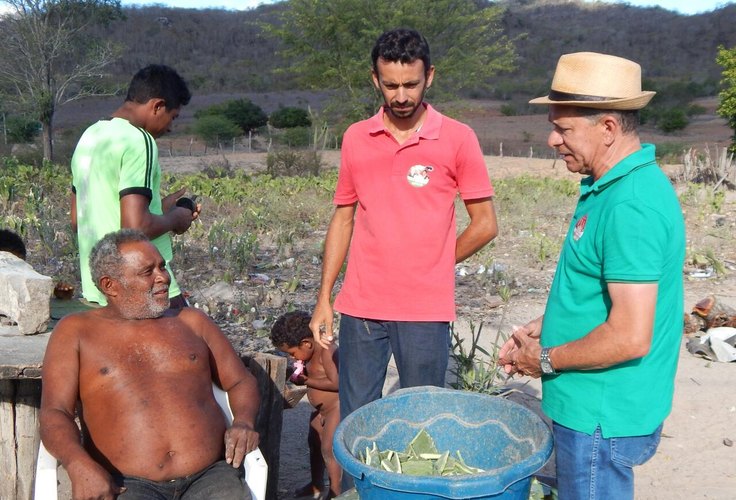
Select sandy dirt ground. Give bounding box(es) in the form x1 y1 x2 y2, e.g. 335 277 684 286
50 151 735 499
277 291 736 500
47 100 736 499
263 152 736 499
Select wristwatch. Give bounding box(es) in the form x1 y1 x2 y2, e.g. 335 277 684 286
540 347 557 375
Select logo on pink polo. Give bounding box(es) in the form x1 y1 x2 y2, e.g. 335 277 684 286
406 165 434 188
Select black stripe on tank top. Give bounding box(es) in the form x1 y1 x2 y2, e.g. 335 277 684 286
136 126 153 190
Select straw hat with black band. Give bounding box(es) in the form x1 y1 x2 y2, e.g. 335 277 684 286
529 52 655 110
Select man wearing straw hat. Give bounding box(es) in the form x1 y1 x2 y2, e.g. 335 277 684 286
499 52 685 499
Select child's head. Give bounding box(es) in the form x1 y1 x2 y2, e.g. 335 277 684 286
0 229 26 260
270 310 315 361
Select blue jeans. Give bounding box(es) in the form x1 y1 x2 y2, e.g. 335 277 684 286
116 460 248 499
337 315 450 421
553 422 662 500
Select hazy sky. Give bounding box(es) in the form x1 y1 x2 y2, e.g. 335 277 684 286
119 0 731 16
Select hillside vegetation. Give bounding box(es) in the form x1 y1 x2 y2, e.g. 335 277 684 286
4 0 735 162
89 0 736 100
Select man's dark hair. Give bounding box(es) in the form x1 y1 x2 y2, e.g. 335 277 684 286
125 64 191 111
371 28 431 76
0 229 26 260
90 229 150 290
270 310 313 348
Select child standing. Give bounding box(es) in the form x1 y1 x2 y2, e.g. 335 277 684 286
271 311 341 499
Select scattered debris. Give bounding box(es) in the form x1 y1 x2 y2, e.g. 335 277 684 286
683 295 736 334
687 267 714 279
687 327 736 362
684 296 736 362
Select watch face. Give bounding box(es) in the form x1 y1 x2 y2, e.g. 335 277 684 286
540 348 554 374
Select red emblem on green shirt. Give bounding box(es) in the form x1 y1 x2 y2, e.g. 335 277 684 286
573 214 587 241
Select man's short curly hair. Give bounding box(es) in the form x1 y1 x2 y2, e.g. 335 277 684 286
270 310 313 348
90 229 149 290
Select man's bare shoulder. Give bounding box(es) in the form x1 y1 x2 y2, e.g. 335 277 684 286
50 308 106 338
165 307 226 339
169 306 214 327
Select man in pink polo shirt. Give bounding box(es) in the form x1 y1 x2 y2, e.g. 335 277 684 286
310 28 498 425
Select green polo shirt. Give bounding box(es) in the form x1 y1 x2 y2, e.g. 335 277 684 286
540 144 685 438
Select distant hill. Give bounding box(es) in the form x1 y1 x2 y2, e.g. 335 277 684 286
497 1 736 105
93 0 736 100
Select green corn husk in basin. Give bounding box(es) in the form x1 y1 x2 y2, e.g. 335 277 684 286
360 428 484 476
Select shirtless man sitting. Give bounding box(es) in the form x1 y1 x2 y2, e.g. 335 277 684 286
40 229 260 500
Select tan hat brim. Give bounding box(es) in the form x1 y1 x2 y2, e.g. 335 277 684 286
529 91 656 110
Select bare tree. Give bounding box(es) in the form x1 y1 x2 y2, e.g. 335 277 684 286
0 0 123 161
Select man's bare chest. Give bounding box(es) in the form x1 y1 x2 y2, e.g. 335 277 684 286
78 321 211 392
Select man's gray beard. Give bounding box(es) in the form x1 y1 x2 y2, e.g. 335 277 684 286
117 289 169 320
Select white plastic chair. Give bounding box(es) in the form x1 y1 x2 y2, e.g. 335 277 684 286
35 383 268 500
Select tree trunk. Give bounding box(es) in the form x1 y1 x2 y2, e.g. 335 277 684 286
41 117 54 161
40 91 55 162
42 122 53 162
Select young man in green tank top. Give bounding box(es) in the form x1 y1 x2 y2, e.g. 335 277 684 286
71 65 199 308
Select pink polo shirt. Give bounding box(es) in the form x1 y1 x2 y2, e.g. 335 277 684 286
333 104 494 321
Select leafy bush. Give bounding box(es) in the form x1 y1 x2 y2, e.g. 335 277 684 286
500 104 516 116
195 98 267 133
5 115 40 143
275 126 311 148
266 150 322 177
658 107 689 133
717 45 736 154
0 157 76 273
269 107 311 129
193 115 242 146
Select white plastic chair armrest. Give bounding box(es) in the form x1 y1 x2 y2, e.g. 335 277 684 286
34 439 59 500
244 447 268 500
212 383 268 500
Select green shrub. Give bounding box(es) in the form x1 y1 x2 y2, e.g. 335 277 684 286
195 98 267 133
5 115 40 143
266 150 321 177
658 108 689 133
500 104 516 116
275 126 311 148
193 115 241 146
269 107 311 128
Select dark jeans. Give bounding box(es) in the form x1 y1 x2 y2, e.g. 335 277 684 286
116 460 248 500
337 315 450 491
337 314 450 421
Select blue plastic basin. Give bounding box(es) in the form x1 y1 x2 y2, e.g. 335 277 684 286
333 386 552 499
